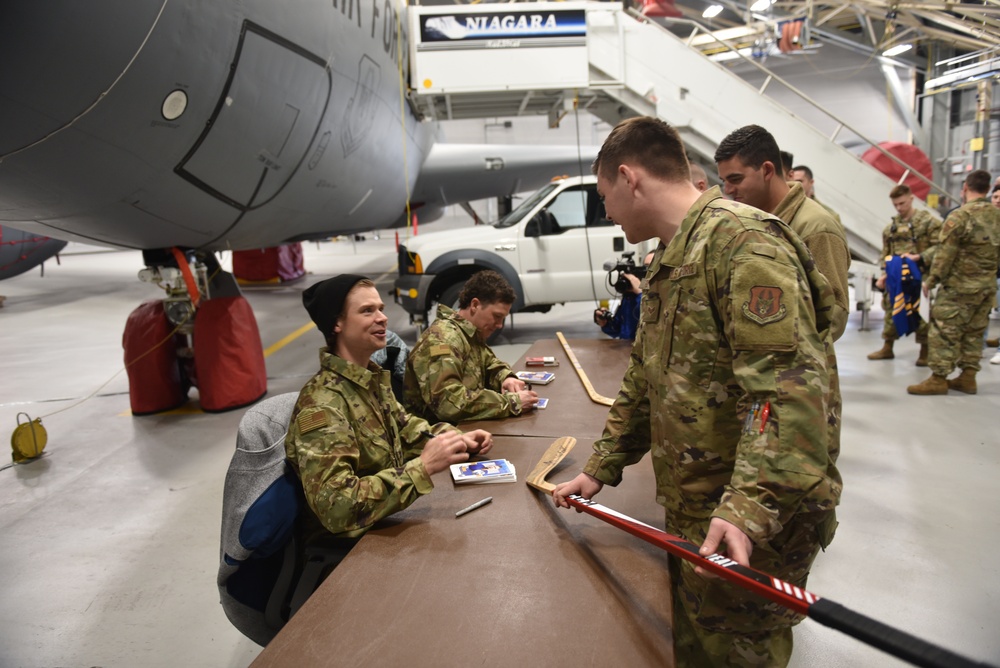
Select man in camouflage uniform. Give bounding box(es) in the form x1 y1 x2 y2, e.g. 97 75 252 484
908 170 1000 396
554 117 841 667
286 274 493 541
715 126 850 342
404 270 538 423
866 184 942 365
715 126 846 503
790 164 843 224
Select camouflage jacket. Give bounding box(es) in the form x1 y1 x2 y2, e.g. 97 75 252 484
881 209 941 274
583 187 842 546
926 197 1000 293
404 305 520 423
285 348 455 538
773 182 851 341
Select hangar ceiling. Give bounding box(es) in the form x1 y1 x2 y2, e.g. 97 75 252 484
671 0 999 60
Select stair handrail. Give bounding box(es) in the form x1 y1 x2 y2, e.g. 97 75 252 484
623 8 952 202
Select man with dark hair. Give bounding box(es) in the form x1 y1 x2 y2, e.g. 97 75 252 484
791 164 842 222
908 169 1000 395
779 150 795 179
790 164 814 194
554 116 841 667
715 125 850 341
404 270 538 423
867 184 942 364
286 275 493 541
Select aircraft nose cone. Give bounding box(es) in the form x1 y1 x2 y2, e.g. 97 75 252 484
0 2 165 156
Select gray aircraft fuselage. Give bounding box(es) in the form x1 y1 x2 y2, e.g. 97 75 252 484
1 0 435 251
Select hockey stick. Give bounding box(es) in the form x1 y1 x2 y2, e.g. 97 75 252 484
556 331 614 406
525 439 993 668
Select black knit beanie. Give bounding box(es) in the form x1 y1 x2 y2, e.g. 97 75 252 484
301 274 367 337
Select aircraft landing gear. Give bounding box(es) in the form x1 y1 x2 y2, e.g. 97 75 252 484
125 250 267 414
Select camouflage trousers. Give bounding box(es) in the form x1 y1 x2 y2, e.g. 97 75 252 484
928 287 996 376
668 510 837 668
880 288 928 343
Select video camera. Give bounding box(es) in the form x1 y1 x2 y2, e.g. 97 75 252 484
604 251 647 295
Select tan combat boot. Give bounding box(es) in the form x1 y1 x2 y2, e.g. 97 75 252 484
915 342 928 367
986 337 999 347
867 340 895 360
947 369 977 395
907 374 948 395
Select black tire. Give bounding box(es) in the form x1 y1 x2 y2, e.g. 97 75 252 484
437 281 465 312
433 277 506 345
416 280 466 336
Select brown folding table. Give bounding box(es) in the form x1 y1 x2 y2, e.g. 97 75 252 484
251 338 674 667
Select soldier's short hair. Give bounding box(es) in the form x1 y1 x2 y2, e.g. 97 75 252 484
779 150 795 175
792 165 814 180
592 117 691 185
714 125 783 174
966 169 992 194
889 184 911 199
458 270 515 309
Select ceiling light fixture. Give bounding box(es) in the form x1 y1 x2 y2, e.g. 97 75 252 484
882 43 913 57
703 4 724 18
749 0 773 12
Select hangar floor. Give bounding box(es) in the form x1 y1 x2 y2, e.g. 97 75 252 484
0 221 997 668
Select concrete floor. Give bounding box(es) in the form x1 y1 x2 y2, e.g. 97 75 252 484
0 221 997 667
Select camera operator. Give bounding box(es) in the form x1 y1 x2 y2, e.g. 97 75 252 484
594 250 654 340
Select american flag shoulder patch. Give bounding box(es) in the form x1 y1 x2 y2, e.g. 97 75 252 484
297 410 329 434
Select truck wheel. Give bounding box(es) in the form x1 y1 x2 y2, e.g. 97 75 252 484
422 280 466 330
438 281 465 312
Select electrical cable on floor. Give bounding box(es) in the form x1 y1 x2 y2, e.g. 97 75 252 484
4 307 195 471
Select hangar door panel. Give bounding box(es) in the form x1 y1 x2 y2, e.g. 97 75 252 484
178 23 330 210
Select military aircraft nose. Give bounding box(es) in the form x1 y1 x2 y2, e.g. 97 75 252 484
0 2 164 156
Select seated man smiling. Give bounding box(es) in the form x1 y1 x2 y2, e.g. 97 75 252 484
286 274 493 542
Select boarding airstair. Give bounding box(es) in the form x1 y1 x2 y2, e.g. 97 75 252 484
407 1 948 271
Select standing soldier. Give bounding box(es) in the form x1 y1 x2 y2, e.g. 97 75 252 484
908 170 1000 395
554 117 841 667
714 126 850 342
867 184 942 365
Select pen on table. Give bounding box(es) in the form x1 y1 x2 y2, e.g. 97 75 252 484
758 401 771 434
456 497 492 518
526 382 532 391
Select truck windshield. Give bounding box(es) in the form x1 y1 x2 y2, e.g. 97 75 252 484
493 183 560 228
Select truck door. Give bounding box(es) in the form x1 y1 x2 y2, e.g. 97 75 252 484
517 184 635 304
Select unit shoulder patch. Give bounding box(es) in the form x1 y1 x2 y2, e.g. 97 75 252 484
430 344 451 357
731 259 797 352
741 285 787 325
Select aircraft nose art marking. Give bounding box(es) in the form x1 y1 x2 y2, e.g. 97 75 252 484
176 22 331 211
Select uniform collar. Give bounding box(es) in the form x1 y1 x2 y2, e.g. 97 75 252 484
436 304 479 340
659 186 726 269
319 347 381 388
772 181 806 224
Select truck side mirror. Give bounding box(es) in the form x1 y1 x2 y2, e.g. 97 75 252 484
525 217 541 237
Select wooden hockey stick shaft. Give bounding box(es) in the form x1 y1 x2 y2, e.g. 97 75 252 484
555 331 614 406
525 440 993 668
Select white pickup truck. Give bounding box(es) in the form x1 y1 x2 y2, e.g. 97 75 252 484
393 175 651 327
